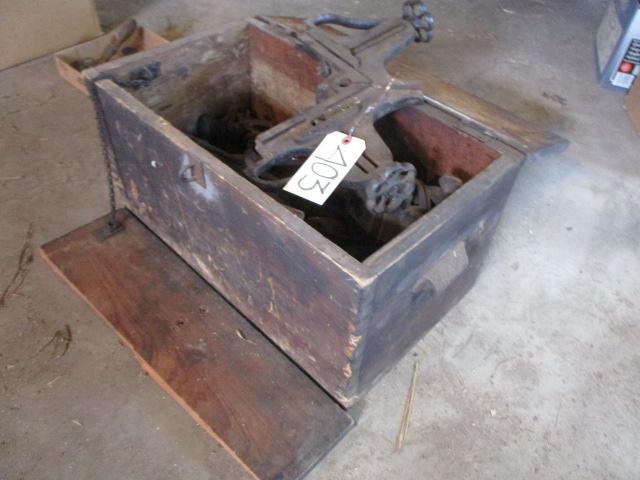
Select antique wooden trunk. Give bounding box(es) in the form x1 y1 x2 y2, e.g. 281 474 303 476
84 17 565 406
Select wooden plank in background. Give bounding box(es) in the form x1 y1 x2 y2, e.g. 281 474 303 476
41 209 354 480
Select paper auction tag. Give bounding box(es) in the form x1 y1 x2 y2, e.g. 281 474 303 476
283 131 366 205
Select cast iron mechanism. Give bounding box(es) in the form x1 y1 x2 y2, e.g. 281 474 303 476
247 1 434 209
248 2 458 240
195 2 462 251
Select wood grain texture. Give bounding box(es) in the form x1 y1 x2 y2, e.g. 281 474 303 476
357 155 521 394
95 78 364 406
268 15 568 157
389 59 568 157
41 210 354 480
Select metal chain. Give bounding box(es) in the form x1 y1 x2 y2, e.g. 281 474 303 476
85 76 119 232
402 1 435 43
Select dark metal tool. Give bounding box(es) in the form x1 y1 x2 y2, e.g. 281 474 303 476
73 19 139 70
246 2 459 238
195 2 461 245
248 2 433 204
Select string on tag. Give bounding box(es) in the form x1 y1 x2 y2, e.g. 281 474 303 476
342 76 397 145
343 127 355 144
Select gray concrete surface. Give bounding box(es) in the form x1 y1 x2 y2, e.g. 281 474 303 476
1 0 639 479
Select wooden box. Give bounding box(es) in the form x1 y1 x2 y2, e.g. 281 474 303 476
54 26 167 95
84 18 565 406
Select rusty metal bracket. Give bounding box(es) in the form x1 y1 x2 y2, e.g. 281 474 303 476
180 161 207 189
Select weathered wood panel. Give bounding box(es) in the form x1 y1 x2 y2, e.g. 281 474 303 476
54 27 168 95
41 210 354 480
96 80 364 405
355 156 521 397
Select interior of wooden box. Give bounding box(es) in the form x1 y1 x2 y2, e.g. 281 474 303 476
123 23 500 261
375 109 500 183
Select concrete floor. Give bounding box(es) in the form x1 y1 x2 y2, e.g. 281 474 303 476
1 0 639 478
